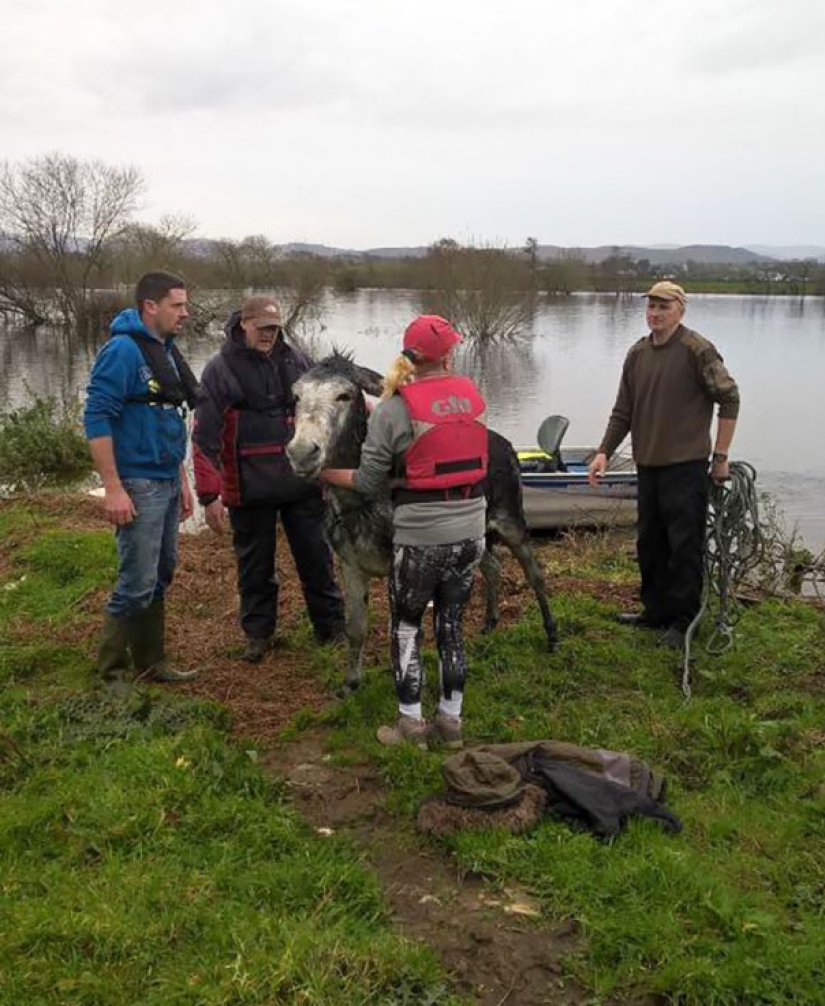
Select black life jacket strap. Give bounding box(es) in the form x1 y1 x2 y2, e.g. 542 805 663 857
392 480 486 505
124 333 200 410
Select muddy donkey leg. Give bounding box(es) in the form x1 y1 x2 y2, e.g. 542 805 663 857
340 561 371 692
496 518 558 650
479 543 502 633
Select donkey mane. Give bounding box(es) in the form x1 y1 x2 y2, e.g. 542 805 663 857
311 350 362 384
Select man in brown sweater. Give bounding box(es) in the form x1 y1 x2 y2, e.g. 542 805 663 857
588 281 740 647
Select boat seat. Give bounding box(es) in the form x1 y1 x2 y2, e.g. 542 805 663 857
536 415 570 471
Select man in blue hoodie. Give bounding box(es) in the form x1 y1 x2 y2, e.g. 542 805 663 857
84 271 200 689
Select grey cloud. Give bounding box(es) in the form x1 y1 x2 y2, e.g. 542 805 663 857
71 1 348 115
686 5 825 75
89 60 331 115
77 45 338 115
3 0 824 247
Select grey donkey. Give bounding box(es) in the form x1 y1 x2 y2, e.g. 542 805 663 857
286 353 558 692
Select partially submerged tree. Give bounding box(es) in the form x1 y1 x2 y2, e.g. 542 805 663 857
422 239 536 343
0 247 51 326
273 253 328 336
523 236 540 277
544 251 589 296
0 153 144 328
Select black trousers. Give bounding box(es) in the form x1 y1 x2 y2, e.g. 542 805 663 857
636 461 709 631
389 538 485 712
229 496 344 641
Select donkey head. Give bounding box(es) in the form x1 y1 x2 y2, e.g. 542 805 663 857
287 352 384 478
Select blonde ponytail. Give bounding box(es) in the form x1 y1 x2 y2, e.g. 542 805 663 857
381 353 417 399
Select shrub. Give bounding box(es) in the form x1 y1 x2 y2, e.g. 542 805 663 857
0 398 92 490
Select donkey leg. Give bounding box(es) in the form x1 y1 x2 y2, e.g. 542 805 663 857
340 562 371 691
479 544 502 633
496 518 558 650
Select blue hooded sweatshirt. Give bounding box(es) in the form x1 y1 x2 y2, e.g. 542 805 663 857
83 309 188 480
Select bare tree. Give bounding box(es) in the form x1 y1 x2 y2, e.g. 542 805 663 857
116 213 196 283
179 236 330 344
524 236 539 278
238 234 278 286
0 247 51 325
0 153 144 327
422 241 536 343
273 254 328 336
545 250 588 296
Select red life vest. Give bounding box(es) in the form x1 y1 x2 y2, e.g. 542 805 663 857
396 375 488 501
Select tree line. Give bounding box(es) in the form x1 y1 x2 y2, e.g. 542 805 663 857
2 154 823 340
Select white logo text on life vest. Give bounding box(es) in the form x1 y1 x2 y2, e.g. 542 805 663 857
431 395 473 417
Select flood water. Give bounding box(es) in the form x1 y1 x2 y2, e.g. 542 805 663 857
2 290 823 549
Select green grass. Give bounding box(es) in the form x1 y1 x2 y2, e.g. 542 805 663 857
0 518 118 692
0 504 463 1006
0 689 459 1005
320 581 825 1004
6 499 825 1004
1 529 117 624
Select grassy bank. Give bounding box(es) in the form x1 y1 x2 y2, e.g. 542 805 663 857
319 537 825 1004
3 495 825 1004
0 498 461 1006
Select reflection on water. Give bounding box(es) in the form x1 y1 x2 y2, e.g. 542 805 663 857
0 326 99 410
2 290 824 548
460 340 544 432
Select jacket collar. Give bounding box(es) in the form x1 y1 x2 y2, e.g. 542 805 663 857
110 308 168 345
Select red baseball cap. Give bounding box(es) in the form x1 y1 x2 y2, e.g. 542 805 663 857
402 315 462 362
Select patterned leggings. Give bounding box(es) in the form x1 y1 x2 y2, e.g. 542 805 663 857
389 537 485 719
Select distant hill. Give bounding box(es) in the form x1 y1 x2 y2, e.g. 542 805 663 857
8 231 821 266
360 246 429 259
278 242 361 258
179 239 362 259
533 244 776 265
179 239 782 265
745 245 825 262
271 242 780 265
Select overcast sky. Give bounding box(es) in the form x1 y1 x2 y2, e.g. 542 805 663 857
2 0 823 248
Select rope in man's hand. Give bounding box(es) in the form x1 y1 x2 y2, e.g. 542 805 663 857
681 461 763 702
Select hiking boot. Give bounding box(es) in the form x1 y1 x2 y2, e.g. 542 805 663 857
241 636 272 663
429 712 463 750
130 599 199 683
376 716 428 750
657 627 685 651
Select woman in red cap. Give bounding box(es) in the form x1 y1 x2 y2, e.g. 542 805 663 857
321 315 487 749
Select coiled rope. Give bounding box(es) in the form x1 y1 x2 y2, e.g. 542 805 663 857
681 461 763 702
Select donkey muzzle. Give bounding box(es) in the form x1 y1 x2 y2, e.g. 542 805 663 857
287 440 322 476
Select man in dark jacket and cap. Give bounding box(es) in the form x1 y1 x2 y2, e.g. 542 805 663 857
193 295 344 661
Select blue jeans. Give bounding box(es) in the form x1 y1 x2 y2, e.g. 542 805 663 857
106 478 181 619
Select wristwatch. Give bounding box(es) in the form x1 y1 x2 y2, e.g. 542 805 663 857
712 452 728 463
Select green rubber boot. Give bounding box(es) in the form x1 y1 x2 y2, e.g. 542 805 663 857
97 612 134 698
130 599 199 683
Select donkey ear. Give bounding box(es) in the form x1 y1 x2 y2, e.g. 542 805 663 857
353 364 384 397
